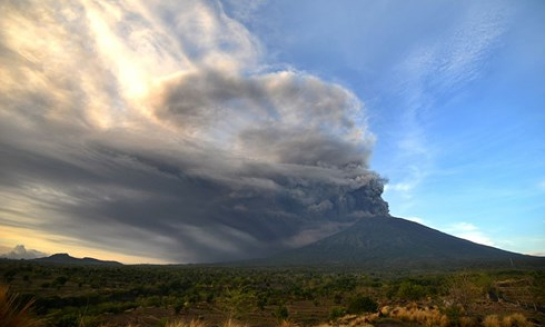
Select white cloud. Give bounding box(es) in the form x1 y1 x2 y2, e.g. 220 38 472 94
384 182 413 193
494 236 545 257
405 216 425 225
446 222 495 246
529 252 545 257
383 165 428 203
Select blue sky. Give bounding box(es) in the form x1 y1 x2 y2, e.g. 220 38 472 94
225 0 545 254
0 0 543 263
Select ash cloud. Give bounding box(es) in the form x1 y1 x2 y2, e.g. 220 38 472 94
0 0 388 263
1 245 48 260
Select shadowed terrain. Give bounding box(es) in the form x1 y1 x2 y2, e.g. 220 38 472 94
252 216 545 269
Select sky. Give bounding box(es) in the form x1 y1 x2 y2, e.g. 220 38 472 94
0 0 543 263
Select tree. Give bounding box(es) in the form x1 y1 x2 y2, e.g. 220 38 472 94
397 281 426 301
217 287 255 321
274 304 289 321
347 295 377 314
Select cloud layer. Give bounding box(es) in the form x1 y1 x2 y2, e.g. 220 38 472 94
0 0 387 263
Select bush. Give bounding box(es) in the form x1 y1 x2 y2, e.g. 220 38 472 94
329 306 347 320
397 282 426 301
173 299 188 315
55 313 79 327
444 305 463 326
274 305 289 321
347 295 378 314
79 315 104 327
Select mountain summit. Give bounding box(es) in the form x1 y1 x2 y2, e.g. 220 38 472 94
32 253 122 266
256 216 544 269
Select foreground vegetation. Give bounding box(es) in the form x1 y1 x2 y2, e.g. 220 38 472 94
1 260 544 327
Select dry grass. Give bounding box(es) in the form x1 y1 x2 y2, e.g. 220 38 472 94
160 319 252 327
385 305 449 327
277 320 299 327
501 313 532 327
104 312 532 327
483 315 502 327
116 311 534 327
311 320 374 327
163 320 208 327
161 320 250 327
276 321 299 327
482 313 533 327
459 316 478 327
0 285 40 327
340 313 379 326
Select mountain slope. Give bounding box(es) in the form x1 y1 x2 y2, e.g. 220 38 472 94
32 253 122 266
257 216 544 269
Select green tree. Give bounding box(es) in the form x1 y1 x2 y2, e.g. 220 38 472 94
329 306 347 321
217 287 255 321
347 295 377 314
273 304 289 321
397 281 426 301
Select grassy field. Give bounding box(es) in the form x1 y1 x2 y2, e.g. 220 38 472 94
1 260 544 327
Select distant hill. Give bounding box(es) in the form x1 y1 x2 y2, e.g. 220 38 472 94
249 216 545 270
32 253 122 266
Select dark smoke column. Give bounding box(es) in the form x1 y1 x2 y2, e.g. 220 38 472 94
335 176 390 219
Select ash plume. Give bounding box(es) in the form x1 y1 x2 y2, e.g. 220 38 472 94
0 0 388 263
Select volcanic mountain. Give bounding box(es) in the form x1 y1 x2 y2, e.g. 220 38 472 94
253 216 544 269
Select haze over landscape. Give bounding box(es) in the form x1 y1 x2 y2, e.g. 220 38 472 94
1 0 544 264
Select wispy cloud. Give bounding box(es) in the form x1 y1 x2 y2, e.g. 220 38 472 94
446 222 495 246
405 216 426 225
384 2 511 204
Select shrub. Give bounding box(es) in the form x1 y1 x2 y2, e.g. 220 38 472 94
53 276 68 287
79 315 103 327
274 305 289 321
397 282 426 301
347 295 378 314
55 313 79 327
173 299 187 315
444 305 464 326
328 306 347 321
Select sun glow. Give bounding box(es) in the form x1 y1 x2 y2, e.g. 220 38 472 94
0 226 168 264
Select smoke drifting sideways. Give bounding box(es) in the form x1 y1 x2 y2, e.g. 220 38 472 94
0 0 388 263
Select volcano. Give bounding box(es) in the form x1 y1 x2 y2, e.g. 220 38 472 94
253 216 544 270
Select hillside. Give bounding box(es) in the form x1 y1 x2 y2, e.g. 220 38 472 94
253 216 545 269
31 253 122 266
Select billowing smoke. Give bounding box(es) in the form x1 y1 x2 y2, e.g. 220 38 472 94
1 245 48 260
0 0 388 263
